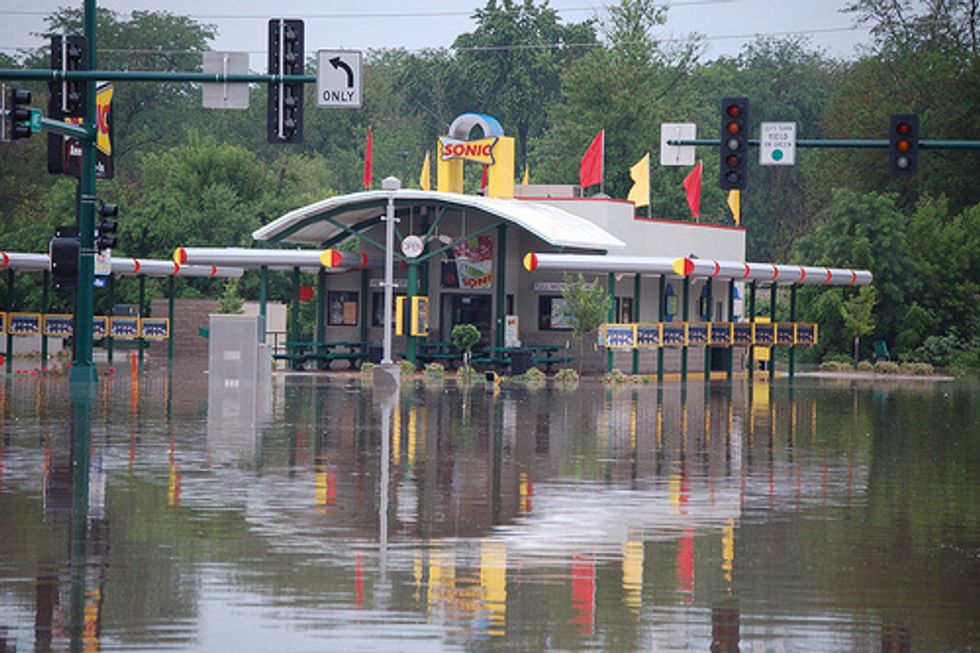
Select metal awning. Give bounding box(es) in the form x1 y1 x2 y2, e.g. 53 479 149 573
251 190 626 252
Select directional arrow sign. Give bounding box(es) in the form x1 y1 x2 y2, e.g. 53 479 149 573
317 50 362 108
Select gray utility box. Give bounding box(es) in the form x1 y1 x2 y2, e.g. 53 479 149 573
207 314 271 390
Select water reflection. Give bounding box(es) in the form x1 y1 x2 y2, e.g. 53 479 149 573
0 369 976 651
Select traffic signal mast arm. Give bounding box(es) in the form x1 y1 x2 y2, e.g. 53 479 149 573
0 68 315 84
668 137 980 150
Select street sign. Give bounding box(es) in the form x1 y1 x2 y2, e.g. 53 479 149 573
760 122 796 165
202 52 249 109
94 249 111 276
29 109 42 132
316 50 362 108
660 123 697 166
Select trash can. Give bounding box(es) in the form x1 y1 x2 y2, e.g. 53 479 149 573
509 348 533 375
368 345 384 364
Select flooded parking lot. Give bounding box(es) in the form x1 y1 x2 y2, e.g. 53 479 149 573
1 365 978 651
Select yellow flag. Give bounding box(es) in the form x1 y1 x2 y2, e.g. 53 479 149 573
727 189 740 225
522 163 529 185
627 153 650 208
420 151 431 190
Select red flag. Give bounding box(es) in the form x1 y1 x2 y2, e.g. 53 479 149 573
579 130 604 189
480 164 488 192
362 127 373 189
298 284 315 302
682 160 702 220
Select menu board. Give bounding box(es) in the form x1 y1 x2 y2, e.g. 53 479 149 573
662 323 685 346
776 323 796 346
733 323 753 345
795 323 817 346
111 317 140 339
636 323 661 347
709 322 732 345
686 322 709 345
140 318 170 340
753 323 775 346
604 324 636 348
9 313 41 336
92 316 108 338
44 314 74 337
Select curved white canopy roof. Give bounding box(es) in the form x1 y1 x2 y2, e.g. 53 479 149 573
251 190 626 252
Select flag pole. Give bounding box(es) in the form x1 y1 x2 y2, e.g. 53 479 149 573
646 153 651 219
600 130 605 195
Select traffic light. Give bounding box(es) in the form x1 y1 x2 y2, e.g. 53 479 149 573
2 85 33 141
49 35 88 119
267 18 304 144
96 201 119 253
889 114 919 176
50 226 80 291
720 96 749 191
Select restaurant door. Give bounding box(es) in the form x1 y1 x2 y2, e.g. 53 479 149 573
441 294 492 343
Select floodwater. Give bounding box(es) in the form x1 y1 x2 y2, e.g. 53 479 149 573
1 364 978 652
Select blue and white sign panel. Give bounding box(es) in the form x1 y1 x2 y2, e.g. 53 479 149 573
760 122 796 166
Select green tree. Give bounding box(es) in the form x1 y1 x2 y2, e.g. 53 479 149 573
841 285 877 364
451 323 482 370
561 273 612 371
217 278 244 314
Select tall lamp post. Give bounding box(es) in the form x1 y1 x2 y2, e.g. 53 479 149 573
375 176 402 391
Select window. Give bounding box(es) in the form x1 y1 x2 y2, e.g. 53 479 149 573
538 295 574 331
328 291 359 326
372 292 406 326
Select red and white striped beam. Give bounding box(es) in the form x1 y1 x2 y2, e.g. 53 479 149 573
523 252 677 275
174 246 368 271
671 257 872 286
0 251 242 278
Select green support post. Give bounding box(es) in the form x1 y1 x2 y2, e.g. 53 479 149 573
406 262 419 365
789 284 797 379
632 274 641 375
316 267 327 370
291 266 301 371
41 270 50 368
69 0 99 385
607 273 615 373
495 224 507 349
359 269 369 348
138 275 145 365
657 275 665 384
167 276 175 362
681 276 690 383
769 282 778 383
704 279 713 381
748 281 756 382
726 279 735 380
106 274 115 365
5 270 13 375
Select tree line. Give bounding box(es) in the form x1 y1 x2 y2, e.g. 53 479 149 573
0 0 977 367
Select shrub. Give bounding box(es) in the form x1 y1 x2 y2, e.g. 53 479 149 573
455 366 481 385
603 368 629 384
360 362 375 374
874 360 900 374
423 362 445 378
554 368 579 385
900 362 934 376
398 359 416 376
819 360 853 372
856 360 874 372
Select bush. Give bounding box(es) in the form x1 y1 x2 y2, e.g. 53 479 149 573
455 366 481 385
603 368 629 384
554 368 579 385
423 362 445 378
360 362 375 374
874 360 900 374
856 360 874 372
398 360 416 376
900 361 934 376
819 360 853 372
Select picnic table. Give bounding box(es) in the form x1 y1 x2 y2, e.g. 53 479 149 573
527 344 575 372
473 344 575 374
273 340 368 370
417 341 464 368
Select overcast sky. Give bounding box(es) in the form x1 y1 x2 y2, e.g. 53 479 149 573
2 0 874 68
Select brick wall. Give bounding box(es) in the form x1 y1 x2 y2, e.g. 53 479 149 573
146 298 219 359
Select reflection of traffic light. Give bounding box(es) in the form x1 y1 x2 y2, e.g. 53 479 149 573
267 19 304 144
2 85 32 141
49 35 88 119
96 202 119 253
719 96 749 191
50 225 80 291
889 114 919 176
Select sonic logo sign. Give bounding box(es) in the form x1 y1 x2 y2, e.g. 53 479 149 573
439 136 498 165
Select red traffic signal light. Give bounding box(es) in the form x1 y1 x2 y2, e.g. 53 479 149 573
889 114 919 176
720 97 749 191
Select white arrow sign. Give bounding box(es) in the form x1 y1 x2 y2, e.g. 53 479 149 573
317 50 362 108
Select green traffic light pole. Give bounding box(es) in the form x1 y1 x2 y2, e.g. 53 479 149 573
667 138 980 150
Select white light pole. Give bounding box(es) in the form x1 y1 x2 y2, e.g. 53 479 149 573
381 176 400 365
